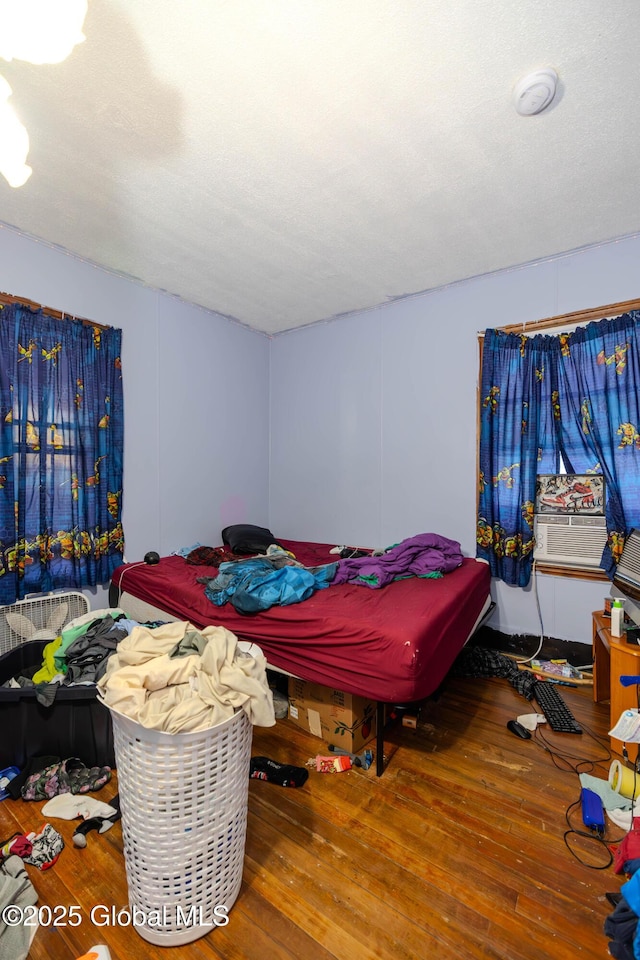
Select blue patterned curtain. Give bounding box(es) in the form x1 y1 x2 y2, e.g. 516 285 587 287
0 303 124 602
478 314 640 585
477 329 558 586
551 312 640 576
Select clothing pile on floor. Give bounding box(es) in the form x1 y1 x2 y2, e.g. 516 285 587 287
450 645 538 698
0 855 38 960
0 761 113 881
605 867 640 959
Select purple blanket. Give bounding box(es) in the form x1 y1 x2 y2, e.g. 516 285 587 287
332 532 464 588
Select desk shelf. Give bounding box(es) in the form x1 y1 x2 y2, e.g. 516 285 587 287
593 609 640 761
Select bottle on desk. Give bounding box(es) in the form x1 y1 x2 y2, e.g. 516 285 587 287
612 599 625 639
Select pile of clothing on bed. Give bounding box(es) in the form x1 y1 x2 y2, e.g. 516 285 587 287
199 544 337 614
195 527 466 614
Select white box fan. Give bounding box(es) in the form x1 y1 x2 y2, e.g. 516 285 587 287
0 592 90 657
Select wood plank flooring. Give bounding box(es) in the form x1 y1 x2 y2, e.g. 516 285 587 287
0 674 623 959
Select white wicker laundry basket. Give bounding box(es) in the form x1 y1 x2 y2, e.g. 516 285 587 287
110 706 252 946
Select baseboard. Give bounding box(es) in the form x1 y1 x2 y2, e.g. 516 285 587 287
470 625 592 667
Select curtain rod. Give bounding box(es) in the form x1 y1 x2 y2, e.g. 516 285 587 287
478 295 640 337
0 291 108 330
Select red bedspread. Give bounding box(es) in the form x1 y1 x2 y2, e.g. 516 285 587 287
111 539 491 704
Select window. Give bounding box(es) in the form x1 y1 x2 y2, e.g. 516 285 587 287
477 299 640 586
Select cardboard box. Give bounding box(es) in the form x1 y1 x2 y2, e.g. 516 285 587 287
287 677 376 753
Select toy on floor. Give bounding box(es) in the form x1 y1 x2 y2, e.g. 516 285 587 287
328 744 374 769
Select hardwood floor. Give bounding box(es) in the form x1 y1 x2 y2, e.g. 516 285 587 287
0 674 622 959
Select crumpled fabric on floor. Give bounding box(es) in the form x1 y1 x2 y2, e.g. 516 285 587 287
97 620 275 732
450 646 537 699
0 855 38 960
4 756 60 801
1 823 65 871
613 824 640 875
23 823 64 870
42 794 118 821
603 869 640 959
579 772 632 812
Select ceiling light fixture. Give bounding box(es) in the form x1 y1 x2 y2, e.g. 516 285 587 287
0 75 31 187
513 67 558 116
0 0 88 188
0 0 87 64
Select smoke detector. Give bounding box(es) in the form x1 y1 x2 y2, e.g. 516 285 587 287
513 68 558 116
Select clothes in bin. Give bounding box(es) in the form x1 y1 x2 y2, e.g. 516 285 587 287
0 640 115 770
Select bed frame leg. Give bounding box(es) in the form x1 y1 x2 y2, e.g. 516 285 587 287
376 702 385 776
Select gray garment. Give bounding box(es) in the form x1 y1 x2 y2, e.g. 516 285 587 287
63 614 128 683
4 676 59 707
170 629 210 659
0 855 38 960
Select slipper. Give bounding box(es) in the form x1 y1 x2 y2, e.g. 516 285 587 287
22 758 112 801
66 760 112 795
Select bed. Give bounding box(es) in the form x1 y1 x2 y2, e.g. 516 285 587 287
109 538 493 774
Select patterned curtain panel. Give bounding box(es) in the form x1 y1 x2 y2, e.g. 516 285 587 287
551 311 640 576
477 328 558 586
478 314 640 585
0 303 124 602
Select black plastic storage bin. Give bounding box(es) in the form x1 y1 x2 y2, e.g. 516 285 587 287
0 640 115 770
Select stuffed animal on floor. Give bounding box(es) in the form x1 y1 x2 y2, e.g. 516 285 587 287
5 600 69 642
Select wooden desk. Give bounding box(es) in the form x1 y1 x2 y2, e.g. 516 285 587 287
593 609 640 760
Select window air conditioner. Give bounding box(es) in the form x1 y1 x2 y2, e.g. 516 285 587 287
613 528 640 602
533 515 607 569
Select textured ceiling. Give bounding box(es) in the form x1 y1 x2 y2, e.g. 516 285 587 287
0 1 639 335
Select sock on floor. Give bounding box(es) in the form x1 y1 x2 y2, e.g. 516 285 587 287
249 756 308 788
42 794 118 821
73 794 121 847
73 818 104 848
0 833 33 860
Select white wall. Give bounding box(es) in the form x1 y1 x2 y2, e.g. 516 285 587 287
0 224 270 607
1 219 636 643
269 233 640 645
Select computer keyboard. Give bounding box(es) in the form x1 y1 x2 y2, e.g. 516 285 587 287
532 680 583 734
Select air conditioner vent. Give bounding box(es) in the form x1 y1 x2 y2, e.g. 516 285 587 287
533 515 607 569
614 529 640 601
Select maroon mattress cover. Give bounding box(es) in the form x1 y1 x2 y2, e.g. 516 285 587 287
112 539 491 703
